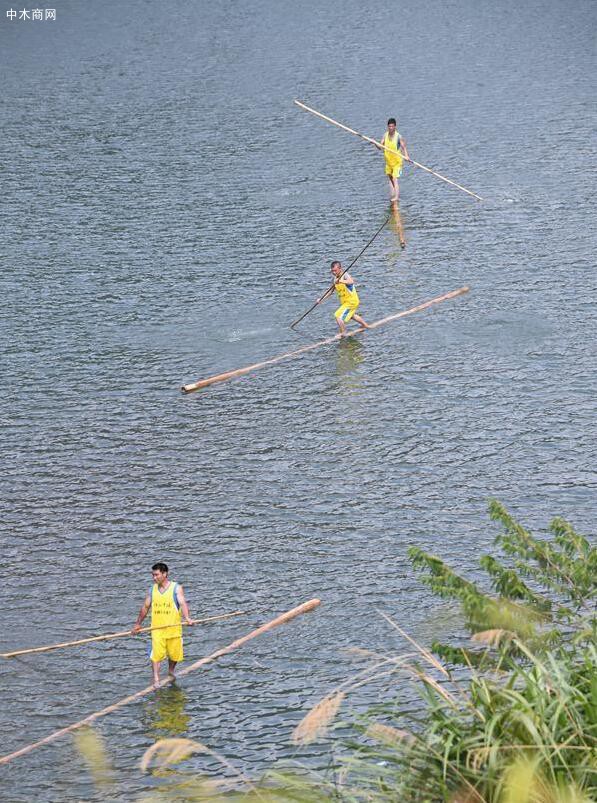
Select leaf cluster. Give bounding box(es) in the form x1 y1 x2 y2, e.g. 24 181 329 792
407 500 595 668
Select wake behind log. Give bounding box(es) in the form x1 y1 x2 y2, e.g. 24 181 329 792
181 287 469 394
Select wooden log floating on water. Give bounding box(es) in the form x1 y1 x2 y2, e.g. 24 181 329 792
181 287 470 394
0 598 321 766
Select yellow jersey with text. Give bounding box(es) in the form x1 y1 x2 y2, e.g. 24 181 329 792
151 581 182 640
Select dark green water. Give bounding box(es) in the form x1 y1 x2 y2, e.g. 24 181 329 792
1 0 595 799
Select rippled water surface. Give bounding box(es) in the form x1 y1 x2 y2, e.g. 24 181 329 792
1 0 595 799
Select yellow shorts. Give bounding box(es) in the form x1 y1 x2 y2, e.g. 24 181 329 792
335 304 358 323
385 157 403 178
150 635 183 663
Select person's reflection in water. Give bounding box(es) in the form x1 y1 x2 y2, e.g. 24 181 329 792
336 337 364 392
389 200 407 252
142 683 190 740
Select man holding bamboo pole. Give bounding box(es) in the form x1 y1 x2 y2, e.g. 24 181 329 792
376 117 410 202
133 562 193 686
318 261 370 336
293 101 483 201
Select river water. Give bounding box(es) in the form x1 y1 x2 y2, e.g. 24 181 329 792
1 0 595 799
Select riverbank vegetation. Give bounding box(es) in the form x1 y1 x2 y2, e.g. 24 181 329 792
78 502 596 801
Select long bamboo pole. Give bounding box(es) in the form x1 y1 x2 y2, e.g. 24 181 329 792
0 598 321 766
181 287 469 393
290 212 391 329
294 100 483 202
0 611 245 659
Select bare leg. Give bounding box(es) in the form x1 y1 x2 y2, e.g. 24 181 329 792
335 316 347 337
353 314 370 329
168 659 177 679
388 175 397 201
152 661 160 686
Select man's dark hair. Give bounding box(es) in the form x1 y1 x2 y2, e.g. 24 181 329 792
152 562 169 573
387 117 397 126
331 260 341 269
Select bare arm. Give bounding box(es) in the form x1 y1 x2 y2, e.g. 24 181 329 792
400 137 411 162
132 593 151 633
177 585 193 625
317 286 335 304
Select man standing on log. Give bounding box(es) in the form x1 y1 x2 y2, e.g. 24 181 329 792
318 261 370 336
377 117 410 202
133 562 193 686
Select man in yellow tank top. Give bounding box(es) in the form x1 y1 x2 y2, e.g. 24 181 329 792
376 117 410 202
318 261 370 336
132 562 193 686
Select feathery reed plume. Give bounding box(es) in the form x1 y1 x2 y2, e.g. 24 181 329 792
417 672 460 707
366 722 416 747
140 737 259 795
467 745 492 772
500 754 541 803
471 629 515 647
292 691 345 745
140 738 207 773
378 611 450 676
73 726 113 788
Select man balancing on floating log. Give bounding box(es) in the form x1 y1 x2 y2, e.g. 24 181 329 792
132 562 193 686
293 101 483 201
375 117 410 203
317 261 370 336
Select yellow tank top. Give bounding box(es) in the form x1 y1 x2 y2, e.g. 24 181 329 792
151 581 182 639
382 131 402 167
335 279 359 307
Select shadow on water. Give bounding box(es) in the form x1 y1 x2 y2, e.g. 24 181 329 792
142 683 190 740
